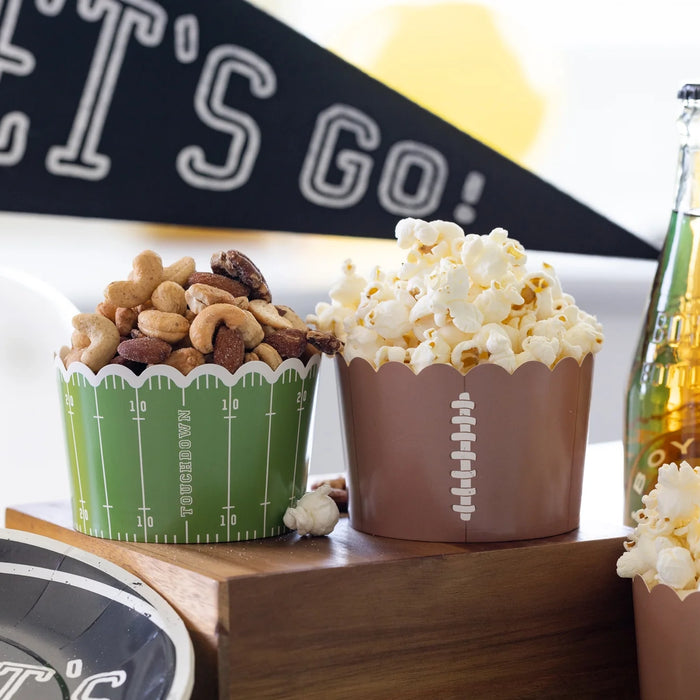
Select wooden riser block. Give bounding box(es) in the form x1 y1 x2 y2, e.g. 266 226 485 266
5 501 638 699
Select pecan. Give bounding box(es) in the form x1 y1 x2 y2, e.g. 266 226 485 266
264 328 307 359
210 250 271 302
306 330 343 355
186 271 250 298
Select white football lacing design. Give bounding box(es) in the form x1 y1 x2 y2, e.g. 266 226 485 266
450 392 476 521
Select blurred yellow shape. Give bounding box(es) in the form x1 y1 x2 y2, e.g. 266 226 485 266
329 3 546 165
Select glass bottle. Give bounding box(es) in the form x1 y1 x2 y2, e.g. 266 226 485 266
624 84 700 525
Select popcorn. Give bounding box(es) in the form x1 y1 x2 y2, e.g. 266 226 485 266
617 461 700 595
308 218 604 373
283 483 340 536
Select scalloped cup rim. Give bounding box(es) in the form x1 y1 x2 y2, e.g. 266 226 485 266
633 573 700 601
337 352 594 376
54 352 321 388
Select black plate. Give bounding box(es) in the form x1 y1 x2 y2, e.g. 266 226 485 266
0 528 193 699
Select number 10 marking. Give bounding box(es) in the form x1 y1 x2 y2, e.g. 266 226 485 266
137 514 153 528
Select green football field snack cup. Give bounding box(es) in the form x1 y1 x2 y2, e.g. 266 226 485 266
56 355 320 543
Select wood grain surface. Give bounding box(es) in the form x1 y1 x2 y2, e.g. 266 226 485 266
6 501 639 699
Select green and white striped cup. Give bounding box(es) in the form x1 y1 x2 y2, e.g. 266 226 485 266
56 355 320 543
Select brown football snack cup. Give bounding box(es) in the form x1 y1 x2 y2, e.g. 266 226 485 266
632 576 700 700
336 353 593 542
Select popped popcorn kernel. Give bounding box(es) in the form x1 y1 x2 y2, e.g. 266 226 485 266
310 217 604 373
617 461 700 595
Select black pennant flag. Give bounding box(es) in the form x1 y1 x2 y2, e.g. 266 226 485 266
0 0 658 259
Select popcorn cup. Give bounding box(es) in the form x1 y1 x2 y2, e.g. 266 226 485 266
56 355 319 543
632 576 700 700
336 353 593 542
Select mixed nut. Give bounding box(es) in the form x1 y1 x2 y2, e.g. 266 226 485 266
60 248 342 374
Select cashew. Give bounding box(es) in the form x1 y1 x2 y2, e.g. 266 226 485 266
151 280 187 315
96 300 117 321
162 256 196 286
185 283 238 314
72 313 121 372
248 299 293 330
62 346 84 368
231 296 249 310
114 307 138 336
275 305 308 331
189 303 264 353
163 347 205 375
136 299 154 313
138 309 190 343
104 250 163 308
71 330 90 350
254 342 283 369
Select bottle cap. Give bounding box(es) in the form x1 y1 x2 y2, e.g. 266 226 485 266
678 84 700 100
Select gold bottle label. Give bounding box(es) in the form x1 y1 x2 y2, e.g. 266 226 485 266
627 430 700 520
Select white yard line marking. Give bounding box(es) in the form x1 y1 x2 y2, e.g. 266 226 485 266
133 386 149 541
93 385 113 539
225 385 233 541
65 383 86 532
290 374 305 505
263 382 275 535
